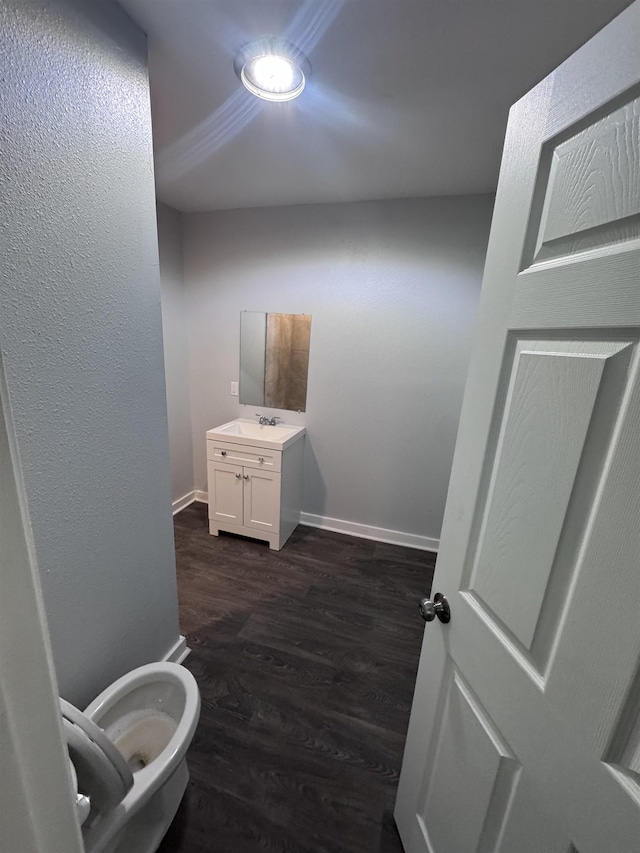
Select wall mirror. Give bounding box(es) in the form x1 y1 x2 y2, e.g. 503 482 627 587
240 311 312 412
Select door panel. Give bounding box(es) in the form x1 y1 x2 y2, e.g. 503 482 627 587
417 669 520 853
243 470 279 532
466 336 634 682
490 774 573 853
532 94 640 264
543 358 640 753
207 460 243 524
469 342 614 649
607 665 640 781
395 5 640 852
467 338 634 664
513 250 640 328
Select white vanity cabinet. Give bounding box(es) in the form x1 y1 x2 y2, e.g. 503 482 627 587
205 420 305 550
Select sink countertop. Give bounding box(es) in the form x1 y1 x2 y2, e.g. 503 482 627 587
206 419 306 451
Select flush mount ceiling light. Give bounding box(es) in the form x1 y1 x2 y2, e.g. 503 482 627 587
234 38 310 102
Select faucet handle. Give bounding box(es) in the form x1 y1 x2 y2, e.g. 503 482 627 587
254 413 263 420
271 416 281 424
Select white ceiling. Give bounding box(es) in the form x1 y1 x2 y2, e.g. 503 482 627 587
118 0 632 213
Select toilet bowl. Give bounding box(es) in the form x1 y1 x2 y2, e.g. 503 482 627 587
62 662 200 853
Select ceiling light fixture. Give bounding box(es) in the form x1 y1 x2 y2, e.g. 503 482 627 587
234 38 310 102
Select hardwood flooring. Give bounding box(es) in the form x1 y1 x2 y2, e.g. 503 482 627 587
159 503 436 853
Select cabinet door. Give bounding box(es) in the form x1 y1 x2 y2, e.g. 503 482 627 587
243 470 280 533
207 460 243 525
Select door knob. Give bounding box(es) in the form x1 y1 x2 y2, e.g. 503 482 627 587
419 592 451 624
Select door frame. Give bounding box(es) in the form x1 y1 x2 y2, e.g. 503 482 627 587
0 356 83 852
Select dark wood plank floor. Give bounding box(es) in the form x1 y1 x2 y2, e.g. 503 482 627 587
159 503 436 853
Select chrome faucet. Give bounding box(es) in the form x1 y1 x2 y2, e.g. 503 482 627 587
255 414 280 426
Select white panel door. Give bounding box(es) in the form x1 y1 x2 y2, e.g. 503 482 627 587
243 469 279 533
207 460 243 525
395 4 640 852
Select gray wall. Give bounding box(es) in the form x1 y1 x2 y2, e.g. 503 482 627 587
0 0 180 707
157 202 194 503
183 196 494 542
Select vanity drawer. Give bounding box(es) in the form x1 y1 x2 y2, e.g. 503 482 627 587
207 440 282 472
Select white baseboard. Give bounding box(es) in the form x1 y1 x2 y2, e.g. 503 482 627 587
189 492 437 551
163 635 190 664
299 512 439 553
172 490 208 514
172 491 196 515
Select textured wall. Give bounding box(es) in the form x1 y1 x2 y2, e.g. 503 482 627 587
0 0 180 706
157 202 194 503
182 196 494 542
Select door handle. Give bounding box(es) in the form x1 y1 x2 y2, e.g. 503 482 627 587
419 592 451 624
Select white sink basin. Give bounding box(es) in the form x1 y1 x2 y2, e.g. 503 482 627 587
207 419 305 450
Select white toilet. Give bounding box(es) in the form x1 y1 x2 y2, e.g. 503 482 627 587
62 662 200 853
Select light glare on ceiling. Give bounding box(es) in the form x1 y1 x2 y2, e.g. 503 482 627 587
235 39 309 102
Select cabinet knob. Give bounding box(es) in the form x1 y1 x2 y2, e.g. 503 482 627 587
221 450 227 456
243 474 249 480
259 457 265 464
235 473 241 479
